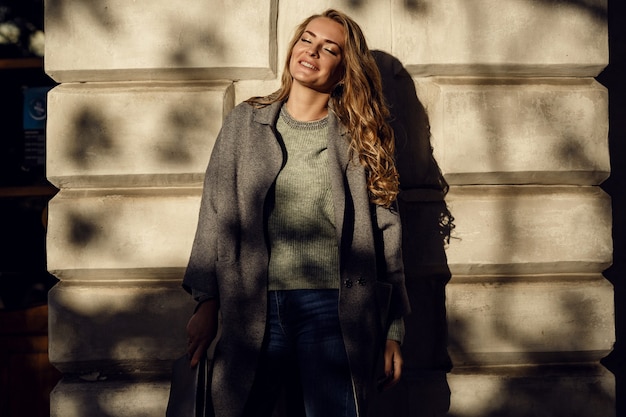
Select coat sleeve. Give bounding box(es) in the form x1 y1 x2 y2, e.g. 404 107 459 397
375 201 412 320
182 121 226 300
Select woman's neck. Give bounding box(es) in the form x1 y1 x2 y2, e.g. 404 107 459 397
286 84 331 121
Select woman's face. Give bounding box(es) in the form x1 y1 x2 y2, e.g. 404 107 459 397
289 17 346 94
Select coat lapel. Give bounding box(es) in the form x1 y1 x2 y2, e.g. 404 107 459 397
327 110 351 245
251 100 286 185
252 100 282 126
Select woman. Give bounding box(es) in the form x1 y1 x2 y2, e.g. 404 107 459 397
183 9 411 417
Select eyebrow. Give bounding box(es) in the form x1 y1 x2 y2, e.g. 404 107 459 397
304 30 343 51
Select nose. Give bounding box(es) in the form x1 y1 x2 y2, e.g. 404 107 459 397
307 45 319 58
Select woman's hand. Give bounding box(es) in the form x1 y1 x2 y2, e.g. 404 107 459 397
186 299 219 368
380 339 403 391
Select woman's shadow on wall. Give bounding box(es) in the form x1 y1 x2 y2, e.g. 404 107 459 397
369 50 453 417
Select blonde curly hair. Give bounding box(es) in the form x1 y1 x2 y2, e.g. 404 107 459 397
247 9 399 208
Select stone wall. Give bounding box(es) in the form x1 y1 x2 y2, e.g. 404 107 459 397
44 1 613 416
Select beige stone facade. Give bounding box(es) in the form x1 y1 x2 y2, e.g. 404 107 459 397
45 1 613 416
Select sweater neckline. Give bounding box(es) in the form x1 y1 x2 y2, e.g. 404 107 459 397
280 104 329 131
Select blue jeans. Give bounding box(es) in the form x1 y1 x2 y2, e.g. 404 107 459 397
243 289 357 417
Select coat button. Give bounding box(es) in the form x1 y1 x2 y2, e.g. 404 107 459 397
344 279 353 288
358 277 367 286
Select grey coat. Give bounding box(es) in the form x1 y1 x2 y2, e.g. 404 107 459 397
183 100 411 417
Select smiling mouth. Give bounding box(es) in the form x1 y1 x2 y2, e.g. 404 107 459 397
300 61 318 71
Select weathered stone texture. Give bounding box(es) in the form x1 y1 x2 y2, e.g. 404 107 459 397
421 79 610 185
48 282 191 373
447 365 615 417
447 275 614 366
392 0 608 76
46 82 233 188
51 380 171 417
47 190 201 279
44 0 278 82
444 186 613 275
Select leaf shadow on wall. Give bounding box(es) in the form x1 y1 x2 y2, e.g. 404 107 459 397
367 50 454 417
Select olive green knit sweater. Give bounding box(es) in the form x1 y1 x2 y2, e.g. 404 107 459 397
267 106 339 290
267 106 404 343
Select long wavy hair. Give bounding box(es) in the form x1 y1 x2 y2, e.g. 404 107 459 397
246 9 399 208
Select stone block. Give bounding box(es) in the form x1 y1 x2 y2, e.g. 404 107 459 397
444 186 612 275
277 2 393 64
51 379 170 417
46 82 233 188
447 365 615 417
392 0 607 76
234 79 281 106
47 189 201 280
447 275 614 366
44 0 278 82
48 282 193 373
419 78 609 185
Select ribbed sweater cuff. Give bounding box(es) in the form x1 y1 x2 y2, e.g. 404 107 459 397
386 317 405 344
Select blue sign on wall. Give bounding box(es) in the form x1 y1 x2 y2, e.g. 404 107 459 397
22 86 52 168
